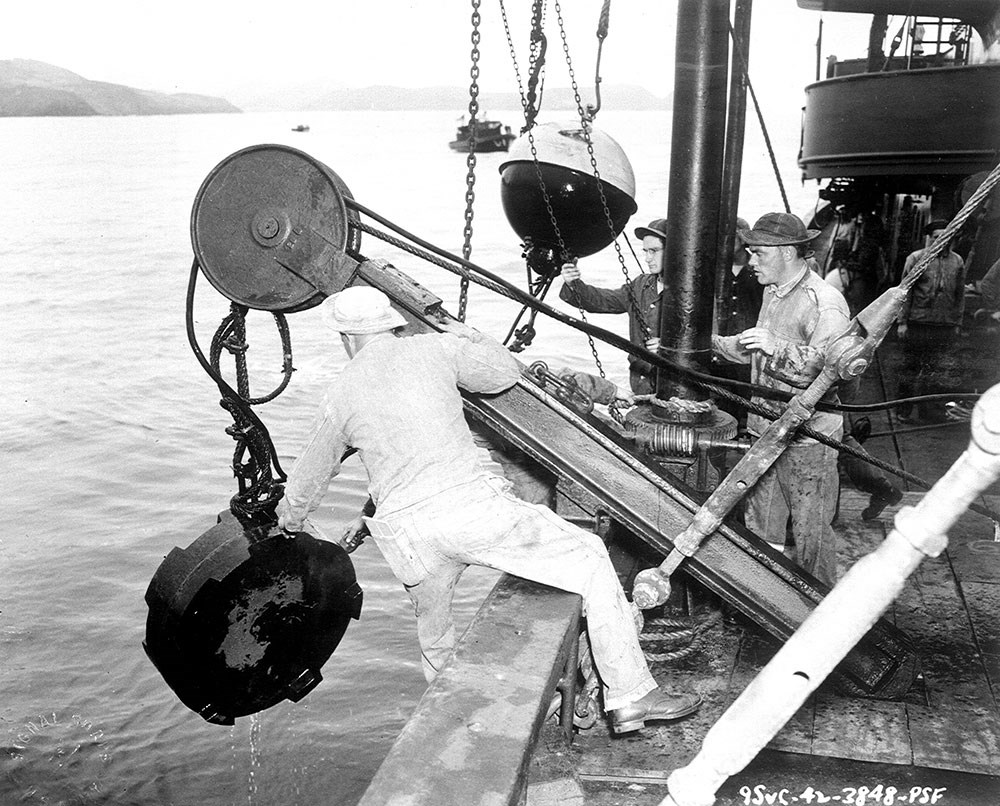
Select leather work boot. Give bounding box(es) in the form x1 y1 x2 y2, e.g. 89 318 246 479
861 486 904 521
611 688 702 734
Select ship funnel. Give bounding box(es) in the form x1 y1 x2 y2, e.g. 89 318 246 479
499 121 637 274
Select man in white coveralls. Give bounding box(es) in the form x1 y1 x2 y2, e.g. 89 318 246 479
276 285 702 733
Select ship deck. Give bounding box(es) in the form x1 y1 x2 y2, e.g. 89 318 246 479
528 329 1000 805
354 321 1000 806
528 487 1000 805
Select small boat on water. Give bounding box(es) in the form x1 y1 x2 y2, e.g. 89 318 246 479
291 124 310 132
449 116 516 153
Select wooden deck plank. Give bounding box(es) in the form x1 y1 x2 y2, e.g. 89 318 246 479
763 702 815 755
834 501 891 565
950 538 1000 586
895 555 993 708
963 581 1000 701
891 517 1000 773
906 703 1000 774
728 628 816 755
811 692 912 764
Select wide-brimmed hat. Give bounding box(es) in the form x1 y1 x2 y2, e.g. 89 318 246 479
924 219 949 236
739 212 819 246
634 218 667 240
321 286 406 334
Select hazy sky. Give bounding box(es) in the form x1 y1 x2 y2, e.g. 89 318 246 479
3 1 874 106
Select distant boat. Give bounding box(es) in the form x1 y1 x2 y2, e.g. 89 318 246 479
291 124 310 132
448 117 515 153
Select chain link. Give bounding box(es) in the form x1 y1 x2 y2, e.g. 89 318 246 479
522 0 547 133
458 0 483 322
554 0 650 343
498 0 638 420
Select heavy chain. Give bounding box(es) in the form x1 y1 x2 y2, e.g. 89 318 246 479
458 0 482 322
522 0 547 133
552 0 647 421
499 0 629 417
554 0 650 344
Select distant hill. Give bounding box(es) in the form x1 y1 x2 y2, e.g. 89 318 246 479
299 84 670 112
0 59 241 117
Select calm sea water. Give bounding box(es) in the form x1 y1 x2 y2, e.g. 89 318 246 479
1 108 818 805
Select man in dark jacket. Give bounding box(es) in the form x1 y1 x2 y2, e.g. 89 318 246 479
559 218 667 396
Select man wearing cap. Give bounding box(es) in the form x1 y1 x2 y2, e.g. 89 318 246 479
558 217 667 396
277 284 702 732
712 212 851 587
896 218 966 422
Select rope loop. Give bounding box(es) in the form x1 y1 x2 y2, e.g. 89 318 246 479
639 606 722 664
187 261 290 527
209 304 295 406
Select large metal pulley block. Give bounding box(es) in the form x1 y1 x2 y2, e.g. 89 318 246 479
191 144 362 312
143 511 363 725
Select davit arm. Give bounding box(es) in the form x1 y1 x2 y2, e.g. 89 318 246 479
632 286 909 608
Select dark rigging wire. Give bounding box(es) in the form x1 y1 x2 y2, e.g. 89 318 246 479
346 197 978 417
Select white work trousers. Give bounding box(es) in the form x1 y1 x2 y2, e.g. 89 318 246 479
373 474 657 711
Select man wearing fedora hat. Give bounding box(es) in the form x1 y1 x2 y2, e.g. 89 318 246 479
558 217 668 396
712 212 851 587
895 217 966 423
278 284 702 733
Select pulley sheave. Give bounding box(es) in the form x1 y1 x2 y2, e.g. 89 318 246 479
499 122 637 266
191 144 361 312
143 511 363 725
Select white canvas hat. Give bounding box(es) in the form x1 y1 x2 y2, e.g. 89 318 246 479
321 286 406 334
